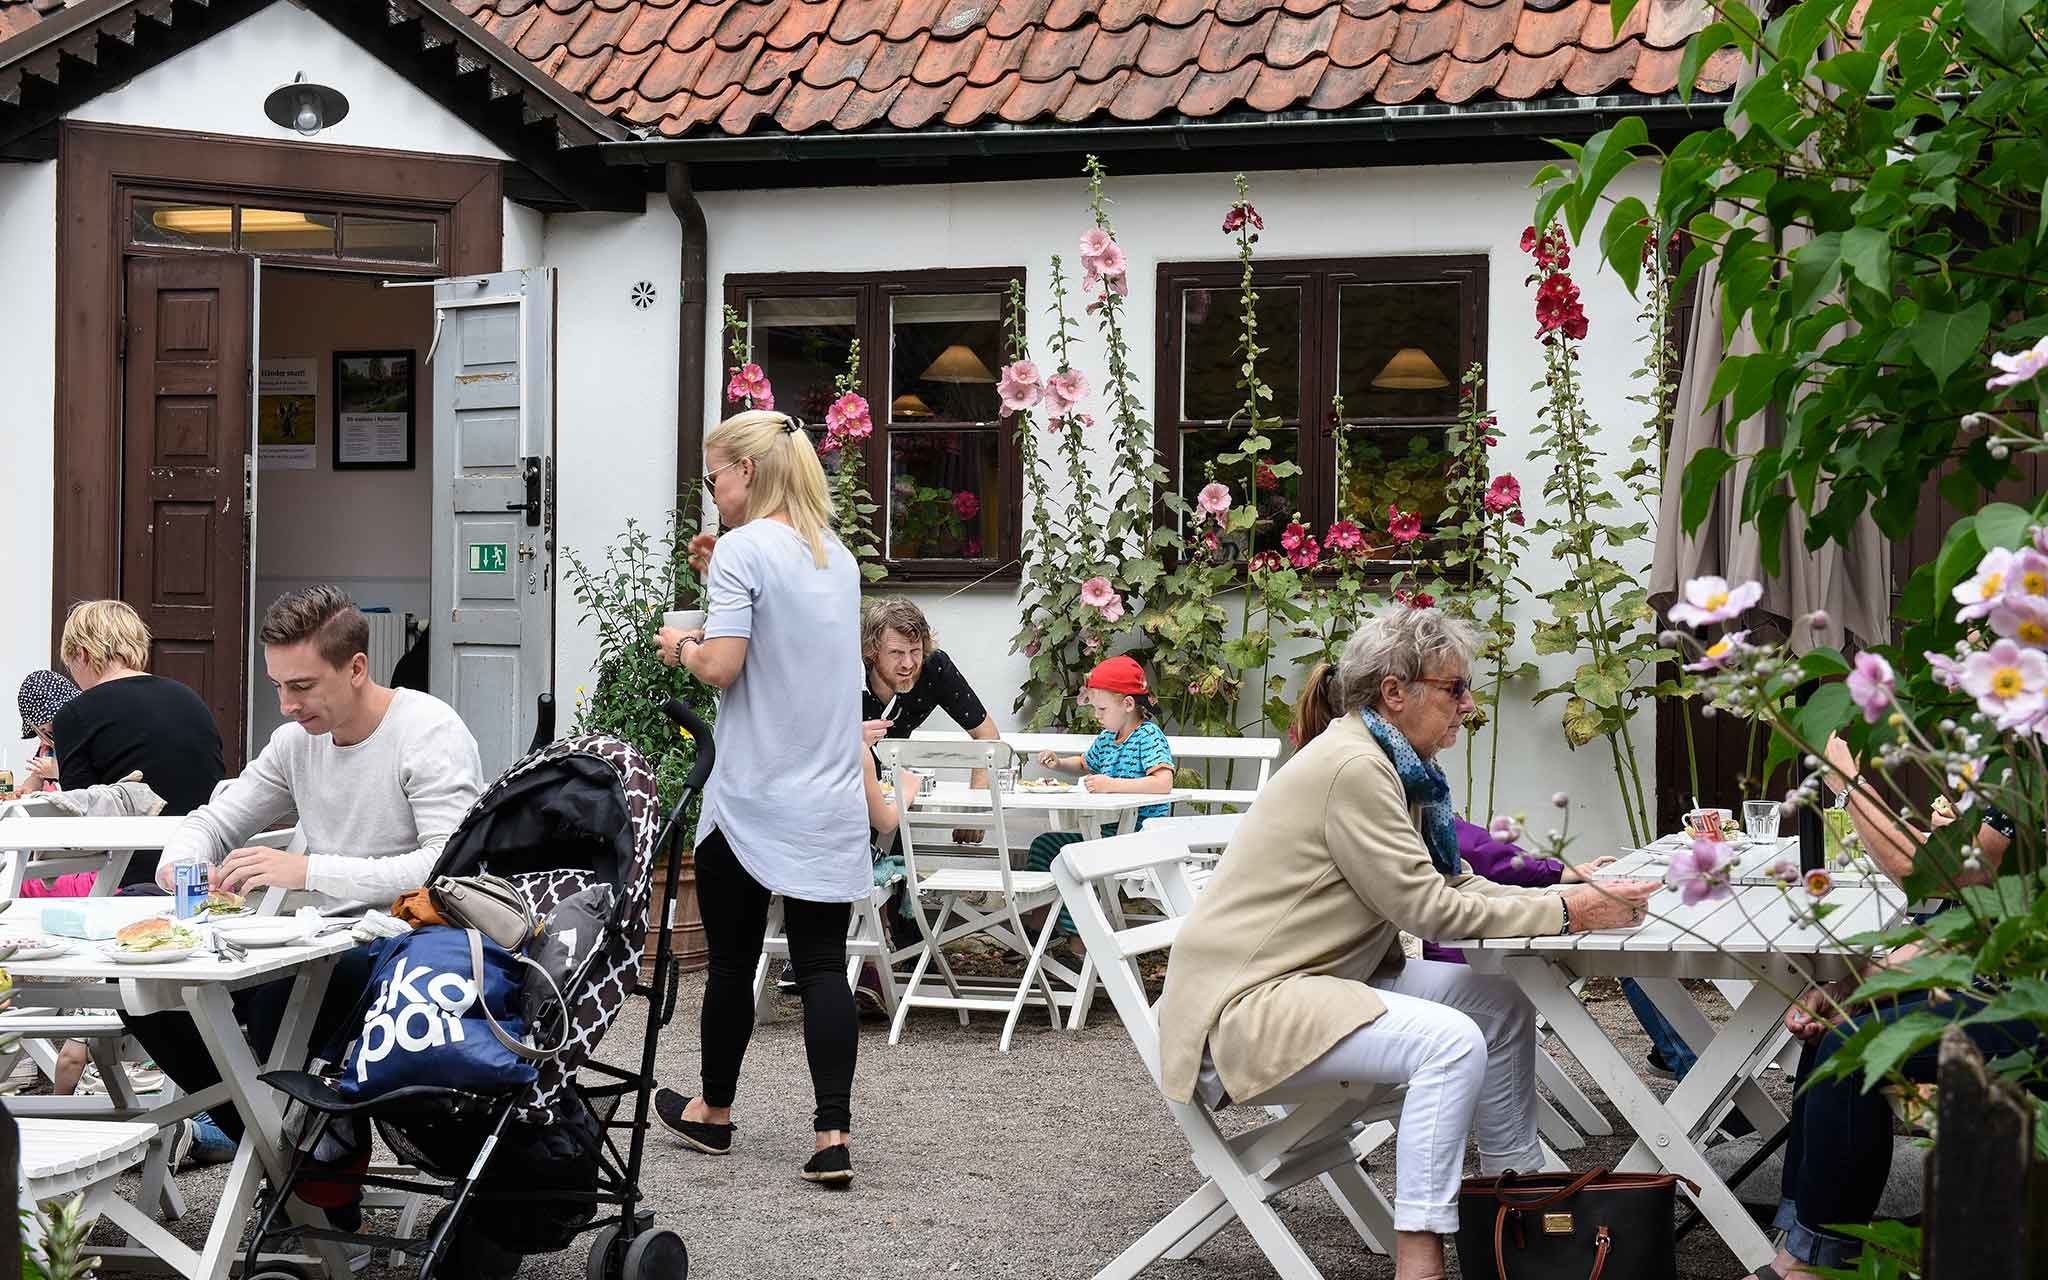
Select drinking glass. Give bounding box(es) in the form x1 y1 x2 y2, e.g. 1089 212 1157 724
1742 799 1782 843
999 764 1020 793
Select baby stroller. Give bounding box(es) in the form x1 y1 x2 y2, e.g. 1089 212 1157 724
243 698 712 1280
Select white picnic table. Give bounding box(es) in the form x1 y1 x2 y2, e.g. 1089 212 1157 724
3 898 363 1279
1443 875 1909 1269
0 814 187 897
1596 832 1887 888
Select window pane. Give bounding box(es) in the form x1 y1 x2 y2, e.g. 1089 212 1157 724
1180 286 1301 422
238 208 337 255
887 430 998 560
131 200 233 249
1337 428 1454 544
341 216 437 265
748 296 857 425
890 293 1004 424
1336 281 1463 420
1180 426 1299 558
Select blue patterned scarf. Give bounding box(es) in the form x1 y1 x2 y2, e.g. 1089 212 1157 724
1359 707 1460 876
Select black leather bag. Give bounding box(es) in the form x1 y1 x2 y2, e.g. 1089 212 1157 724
1455 1167 1696 1280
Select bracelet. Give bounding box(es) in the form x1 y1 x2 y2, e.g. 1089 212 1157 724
1558 894 1573 935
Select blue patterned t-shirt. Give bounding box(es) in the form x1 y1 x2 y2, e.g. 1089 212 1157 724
1084 720 1175 823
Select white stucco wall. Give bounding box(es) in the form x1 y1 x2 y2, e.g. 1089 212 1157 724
539 163 1665 855
0 157 58 768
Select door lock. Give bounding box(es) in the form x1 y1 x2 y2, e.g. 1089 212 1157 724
505 456 542 527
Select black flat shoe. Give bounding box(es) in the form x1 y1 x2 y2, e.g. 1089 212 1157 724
654 1089 733 1155
801 1143 852 1186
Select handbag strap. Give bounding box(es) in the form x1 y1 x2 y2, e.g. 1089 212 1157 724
1491 1208 1612 1280
465 929 571 1062
1492 1166 1608 1210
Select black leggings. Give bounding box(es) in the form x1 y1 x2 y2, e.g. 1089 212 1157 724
695 828 856 1133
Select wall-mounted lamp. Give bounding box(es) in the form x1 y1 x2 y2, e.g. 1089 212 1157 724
264 72 349 137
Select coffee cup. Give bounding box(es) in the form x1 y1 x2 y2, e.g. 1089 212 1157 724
662 609 706 633
1682 807 1734 840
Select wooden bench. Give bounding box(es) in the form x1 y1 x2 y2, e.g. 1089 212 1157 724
909 730 1279 810
17 1118 157 1204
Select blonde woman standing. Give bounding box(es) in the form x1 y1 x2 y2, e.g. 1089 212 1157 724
651 411 868 1186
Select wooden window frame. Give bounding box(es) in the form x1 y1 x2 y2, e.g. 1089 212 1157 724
121 186 451 274
1154 254 1488 567
723 267 1026 586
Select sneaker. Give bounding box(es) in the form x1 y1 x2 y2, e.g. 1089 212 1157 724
653 1089 733 1154
854 967 887 1018
1645 1049 1678 1080
167 1118 197 1172
801 1143 852 1186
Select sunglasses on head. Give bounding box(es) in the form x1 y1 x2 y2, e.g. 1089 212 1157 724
1415 675 1472 700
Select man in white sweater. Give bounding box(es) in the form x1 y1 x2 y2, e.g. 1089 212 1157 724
127 586 481 1162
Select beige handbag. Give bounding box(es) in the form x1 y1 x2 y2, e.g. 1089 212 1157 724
427 874 540 954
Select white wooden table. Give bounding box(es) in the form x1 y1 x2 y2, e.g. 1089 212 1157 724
1595 833 1886 887
1443 877 1909 1269
0 814 186 896
2 901 363 1279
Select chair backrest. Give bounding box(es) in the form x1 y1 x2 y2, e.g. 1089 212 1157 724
1050 830 1200 1090
908 728 1280 790
874 739 1017 894
1141 812 1243 853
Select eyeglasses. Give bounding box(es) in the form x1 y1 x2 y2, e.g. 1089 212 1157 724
1416 675 1473 700
702 457 745 496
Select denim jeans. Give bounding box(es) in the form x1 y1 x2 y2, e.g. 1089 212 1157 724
1619 977 1697 1077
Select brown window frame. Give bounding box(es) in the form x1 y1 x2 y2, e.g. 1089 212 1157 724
120 185 452 275
722 267 1026 586
1154 254 1489 566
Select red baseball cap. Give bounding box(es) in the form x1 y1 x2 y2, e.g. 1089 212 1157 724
1085 655 1150 697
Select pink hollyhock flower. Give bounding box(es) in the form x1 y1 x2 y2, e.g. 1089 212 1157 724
1091 240 1127 281
1804 869 1835 898
1222 203 1264 234
727 363 773 407
1197 482 1233 521
1925 650 1965 689
1666 837 1735 907
1991 595 2048 648
1510 509 1525 526
1044 368 1090 417
952 490 981 520
1483 474 1522 514
1987 335 2048 390
1023 639 1041 657
1847 651 1896 723
1669 575 1763 627
1247 550 1286 574
1288 535 1322 570
1519 226 1538 254
1388 505 1423 545
1079 576 1115 609
825 392 872 442
1202 529 1221 554
1534 274 1587 339
963 538 982 557
1962 638 2048 729
1955 546 2017 620
1685 629 1751 673
1079 227 1114 267
1408 591 1435 609
1324 520 1366 554
1084 634 1102 653
998 360 1044 413
1100 595 1126 623
1082 268 1130 307
1280 521 1309 552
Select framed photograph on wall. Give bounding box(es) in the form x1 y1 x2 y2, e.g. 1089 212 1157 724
334 349 416 469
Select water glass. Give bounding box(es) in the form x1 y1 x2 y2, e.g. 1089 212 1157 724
999 764 1020 793
1742 799 1782 844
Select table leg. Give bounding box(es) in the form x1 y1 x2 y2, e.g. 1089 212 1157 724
1501 957 1776 1269
1623 978 1793 1167
1633 976 1789 1138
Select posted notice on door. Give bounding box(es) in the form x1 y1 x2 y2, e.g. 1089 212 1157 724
258 358 318 471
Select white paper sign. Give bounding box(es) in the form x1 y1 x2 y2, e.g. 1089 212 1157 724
338 412 409 465
257 357 318 470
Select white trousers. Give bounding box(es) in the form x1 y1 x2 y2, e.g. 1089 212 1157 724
1278 958 1540 1234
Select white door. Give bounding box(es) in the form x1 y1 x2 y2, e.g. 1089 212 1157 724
428 268 556 781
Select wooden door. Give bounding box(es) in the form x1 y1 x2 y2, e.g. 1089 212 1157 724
121 255 253 769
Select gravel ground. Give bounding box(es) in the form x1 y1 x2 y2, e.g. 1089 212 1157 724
81 972 1826 1280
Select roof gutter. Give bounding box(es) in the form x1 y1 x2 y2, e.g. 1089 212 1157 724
597 93 1723 167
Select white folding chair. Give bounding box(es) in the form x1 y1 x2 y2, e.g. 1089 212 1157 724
751 880 918 1019
878 740 1066 1053
1052 831 1404 1280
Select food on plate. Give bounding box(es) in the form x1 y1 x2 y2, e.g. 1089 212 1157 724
192 890 247 919
113 917 198 953
1017 778 1074 792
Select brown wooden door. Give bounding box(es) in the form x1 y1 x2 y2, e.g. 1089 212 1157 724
122 254 252 770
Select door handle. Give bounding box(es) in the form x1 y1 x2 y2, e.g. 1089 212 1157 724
505 456 542 526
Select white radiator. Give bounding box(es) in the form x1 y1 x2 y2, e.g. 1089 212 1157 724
364 612 408 685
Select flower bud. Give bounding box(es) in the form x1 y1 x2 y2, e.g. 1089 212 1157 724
1551 792 1569 808
1990 443 2010 461
1807 609 1830 629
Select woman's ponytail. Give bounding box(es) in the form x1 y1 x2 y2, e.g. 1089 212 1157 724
1293 662 1342 746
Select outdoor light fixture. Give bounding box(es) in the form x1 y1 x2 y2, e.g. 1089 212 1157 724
919 344 996 384
1371 347 1451 390
263 72 349 136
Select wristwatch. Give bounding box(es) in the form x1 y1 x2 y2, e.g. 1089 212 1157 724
1558 895 1572 935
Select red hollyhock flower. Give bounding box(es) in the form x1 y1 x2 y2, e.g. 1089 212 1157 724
1247 550 1286 574
1388 504 1423 544
1483 474 1521 514
1280 521 1309 552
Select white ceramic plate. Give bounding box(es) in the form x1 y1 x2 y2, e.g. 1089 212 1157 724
210 920 307 948
0 934 71 961
100 942 199 964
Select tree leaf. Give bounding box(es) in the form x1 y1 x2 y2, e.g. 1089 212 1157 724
1967 0 2042 60
1975 501 2034 551
1680 447 1737 532
1782 231 1842 327
1907 303 1992 383
1676 21 1739 103
1838 226 1890 293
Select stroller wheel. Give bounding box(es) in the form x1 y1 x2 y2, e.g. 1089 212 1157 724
622 1228 687 1280
247 1270 309 1280
587 1225 623 1280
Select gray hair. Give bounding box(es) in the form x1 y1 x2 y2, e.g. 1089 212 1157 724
1336 608 1478 713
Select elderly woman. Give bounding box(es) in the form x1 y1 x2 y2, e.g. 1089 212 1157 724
1158 609 1657 1280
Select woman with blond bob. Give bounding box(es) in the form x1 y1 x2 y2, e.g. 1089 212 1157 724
51 600 223 871
649 411 868 1186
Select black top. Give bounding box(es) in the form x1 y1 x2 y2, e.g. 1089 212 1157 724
53 675 225 886
860 649 990 738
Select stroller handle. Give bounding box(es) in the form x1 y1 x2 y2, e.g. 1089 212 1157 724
661 699 715 792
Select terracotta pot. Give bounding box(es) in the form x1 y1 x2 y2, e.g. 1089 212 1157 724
644 847 707 981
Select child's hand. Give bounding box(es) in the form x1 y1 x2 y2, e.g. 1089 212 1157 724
1038 750 1063 770
1081 774 1117 794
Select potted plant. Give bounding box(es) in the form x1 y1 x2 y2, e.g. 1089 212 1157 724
564 515 718 976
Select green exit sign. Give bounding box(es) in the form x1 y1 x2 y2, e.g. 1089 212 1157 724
468 542 509 573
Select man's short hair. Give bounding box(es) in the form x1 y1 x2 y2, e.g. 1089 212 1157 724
861 597 935 664
60 600 152 675
259 586 370 670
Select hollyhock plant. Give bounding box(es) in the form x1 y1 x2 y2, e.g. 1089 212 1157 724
1388 505 1423 545
1986 335 2048 390
1196 482 1233 521
1280 521 1310 553
998 360 1044 413
1044 368 1089 417
1288 533 1322 570
1078 576 1116 609
1247 550 1286 574
726 363 773 408
1847 651 1896 723
1666 836 1735 907
1324 520 1366 555
1222 202 1264 235
1961 638 2048 729
1100 594 1126 624
1669 575 1763 627
1685 629 1751 673
825 392 872 443
952 490 981 520
1483 474 1522 514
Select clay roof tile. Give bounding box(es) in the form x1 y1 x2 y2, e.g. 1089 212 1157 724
1511 0 1582 55
658 0 730 52
774 77 858 129
833 80 910 128
1305 54 1385 107
1096 0 1158 32
967 25 1029 81
1694 43 1741 92
714 0 789 47
1435 46 1507 99
719 78 792 129
1628 43 1679 93
888 73 967 125
934 0 998 35
1265 7 1339 66
1178 59 1259 114
800 30 881 85
694 32 765 91
1646 0 1707 47
585 42 663 100
1494 44 1573 97
1375 52 1444 102
763 0 839 48
1198 7 1278 73
1139 9 1211 73
1579 0 1645 52
984 0 1049 39
1042 0 1093 26
1019 19 1097 79
1107 59 1196 119
1080 21 1149 79
1154 0 1211 25
747 33 822 87
858 33 927 88
912 25 986 80
883 0 948 40
1244 52 1327 110
513 6 585 59
828 0 895 42
617 2 686 54
1452 0 1521 60
1054 67 1131 120
634 37 715 98
941 75 1017 122
565 4 638 57
1329 8 1396 64
1560 39 1636 93
1388 2 1462 62
996 68 1077 120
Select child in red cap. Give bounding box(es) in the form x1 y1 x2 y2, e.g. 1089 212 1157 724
1025 656 1177 937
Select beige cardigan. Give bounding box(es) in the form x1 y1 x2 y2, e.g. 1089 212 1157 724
1155 714 1566 1105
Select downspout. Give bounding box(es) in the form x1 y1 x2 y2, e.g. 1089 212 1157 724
667 160 708 550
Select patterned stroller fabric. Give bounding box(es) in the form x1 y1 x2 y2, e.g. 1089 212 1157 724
429 733 660 1124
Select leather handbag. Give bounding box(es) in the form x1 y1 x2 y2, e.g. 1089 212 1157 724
428 874 540 954
1455 1167 1696 1280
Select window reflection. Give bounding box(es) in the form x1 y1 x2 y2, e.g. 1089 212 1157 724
890 294 1004 424
1181 286 1301 422
131 201 234 250
1337 282 1462 420
748 296 858 427
887 430 999 560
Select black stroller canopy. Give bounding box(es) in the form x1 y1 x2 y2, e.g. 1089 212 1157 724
433 752 636 891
